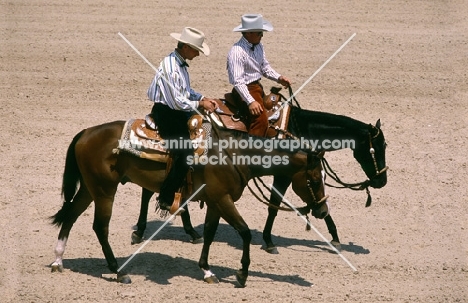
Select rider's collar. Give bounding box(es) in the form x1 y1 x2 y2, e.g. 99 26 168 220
174 49 189 68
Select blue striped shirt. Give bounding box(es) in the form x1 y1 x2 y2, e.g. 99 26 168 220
147 50 203 111
227 36 281 104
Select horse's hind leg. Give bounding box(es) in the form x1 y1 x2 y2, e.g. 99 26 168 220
92 196 131 284
223 215 251 287
198 207 220 284
216 196 252 287
133 188 202 244
52 186 93 272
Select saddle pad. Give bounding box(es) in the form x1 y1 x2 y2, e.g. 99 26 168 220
113 116 210 163
115 118 169 162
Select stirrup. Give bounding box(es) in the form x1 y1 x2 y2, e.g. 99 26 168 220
169 192 185 215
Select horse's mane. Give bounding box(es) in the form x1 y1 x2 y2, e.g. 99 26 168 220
290 106 369 132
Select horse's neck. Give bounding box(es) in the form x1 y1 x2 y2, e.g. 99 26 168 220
289 107 368 149
242 150 307 179
212 128 307 178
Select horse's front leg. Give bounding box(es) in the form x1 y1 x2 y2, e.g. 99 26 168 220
180 203 203 243
198 206 220 284
263 176 292 254
324 214 341 250
131 188 153 244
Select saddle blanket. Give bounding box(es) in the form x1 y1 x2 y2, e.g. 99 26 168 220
113 116 210 163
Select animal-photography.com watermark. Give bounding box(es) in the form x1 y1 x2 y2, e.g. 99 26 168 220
119 136 356 168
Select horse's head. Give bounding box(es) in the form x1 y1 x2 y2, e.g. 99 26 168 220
291 151 329 219
353 119 388 189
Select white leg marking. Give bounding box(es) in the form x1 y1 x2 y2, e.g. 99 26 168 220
202 269 216 279
52 238 67 268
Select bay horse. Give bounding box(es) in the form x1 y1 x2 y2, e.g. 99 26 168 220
133 107 388 253
50 116 328 286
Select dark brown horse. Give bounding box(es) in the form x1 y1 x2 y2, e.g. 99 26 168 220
50 117 327 286
265 107 387 252
133 107 388 253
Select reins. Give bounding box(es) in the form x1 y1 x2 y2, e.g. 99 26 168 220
271 86 389 208
321 157 373 206
320 131 389 207
246 148 328 213
274 86 302 109
246 175 328 212
286 86 302 109
246 178 295 212
207 113 323 213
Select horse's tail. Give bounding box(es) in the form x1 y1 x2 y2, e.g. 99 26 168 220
50 129 85 227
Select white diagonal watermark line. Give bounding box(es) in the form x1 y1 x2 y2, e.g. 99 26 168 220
270 184 358 272
117 184 206 273
117 32 205 117
118 32 158 71
277 33 357 112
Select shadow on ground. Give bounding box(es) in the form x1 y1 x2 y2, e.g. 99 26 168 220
138 219 370 254
55 252 314 287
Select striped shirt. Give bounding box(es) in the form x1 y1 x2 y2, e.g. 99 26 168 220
147 50 203 112
227 36 281 104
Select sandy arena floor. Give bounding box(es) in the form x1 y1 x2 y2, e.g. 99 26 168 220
1 0 467 302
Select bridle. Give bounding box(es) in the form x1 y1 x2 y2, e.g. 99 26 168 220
321 128 388 207
302 152 329 210
247 151 328 212
367 129 388 178
270 87 388 207
323 129 388 187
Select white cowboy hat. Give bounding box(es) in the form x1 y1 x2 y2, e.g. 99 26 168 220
233 14 273 32
170 27 210 56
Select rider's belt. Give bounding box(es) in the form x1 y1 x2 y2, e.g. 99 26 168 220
248 79 261 85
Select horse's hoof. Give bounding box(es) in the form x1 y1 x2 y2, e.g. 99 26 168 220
131 231 143 245
117 273 132 284
204 275 219 284
191 237 204 244
331 241 341 252
263 246 279 254
51 264 63 273
235 269 248 287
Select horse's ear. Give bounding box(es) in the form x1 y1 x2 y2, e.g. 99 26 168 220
317 150 325 158
375 119 381 129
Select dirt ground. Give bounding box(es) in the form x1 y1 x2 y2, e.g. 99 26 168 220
2 0 467 302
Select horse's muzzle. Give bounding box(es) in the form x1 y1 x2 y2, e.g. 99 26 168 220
369 167 388 189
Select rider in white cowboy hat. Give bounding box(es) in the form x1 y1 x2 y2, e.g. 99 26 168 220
233 13 274 32
147 27 218 214
170 27 211 55
227 14 291 137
